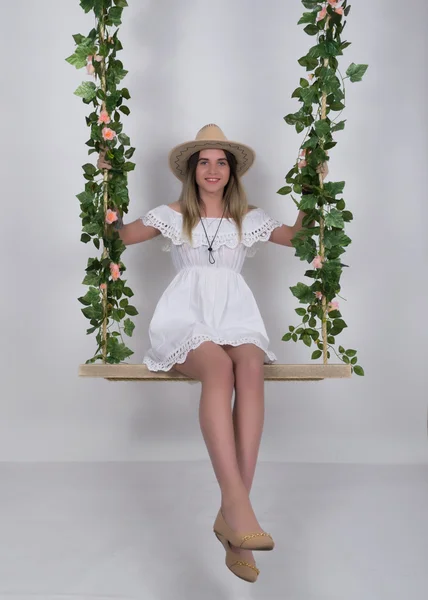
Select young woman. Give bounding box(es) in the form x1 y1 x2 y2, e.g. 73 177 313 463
98 124 328 583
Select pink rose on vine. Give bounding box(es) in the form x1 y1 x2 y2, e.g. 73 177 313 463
109 263 121 281
316 6 327 21
98 110 111 125
313 255 324 269
105 209 118 225
102 127 116 141
328 300 340 312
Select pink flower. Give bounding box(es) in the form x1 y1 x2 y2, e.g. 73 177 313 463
102 127 116 141
94 55 103 62
87 55 93 62
86 63 95 75
308 73 315 81
335 6 344 15
105 209 118 224
298 159 307 169
313 255 323 269
110 262 121 281
314 291 323 300
328 299 340 312
99 283 107 291
98 110 111 125
328 0 339 5
299 148 307 157
316 6 327 21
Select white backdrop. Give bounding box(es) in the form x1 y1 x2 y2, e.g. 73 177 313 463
1 0 426 463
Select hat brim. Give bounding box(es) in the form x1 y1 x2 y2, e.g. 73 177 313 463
168 139 256 182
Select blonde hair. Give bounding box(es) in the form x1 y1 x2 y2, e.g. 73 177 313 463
177 149 256 245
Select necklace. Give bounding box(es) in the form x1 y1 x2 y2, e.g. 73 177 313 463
198 204 228 264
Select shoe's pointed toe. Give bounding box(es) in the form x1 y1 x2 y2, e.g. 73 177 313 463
227 554 260 583
213 508 275 551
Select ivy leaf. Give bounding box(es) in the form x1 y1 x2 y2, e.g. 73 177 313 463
123 318 135 336
298 11 317 24
314 120 330 137
325 209 345 229
74 81 97 101
323 181 345 197
346 63 369 82
277 186 292 195
304 24 319 36
299 194 318 210
290 282 316 304
331 120 346 132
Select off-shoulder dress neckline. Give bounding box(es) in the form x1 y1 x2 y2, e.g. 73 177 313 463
164 204 259 219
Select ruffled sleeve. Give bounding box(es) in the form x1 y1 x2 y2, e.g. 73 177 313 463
243 207 283 257
140 204 183 252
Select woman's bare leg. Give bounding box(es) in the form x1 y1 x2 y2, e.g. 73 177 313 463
173 341 265 535
223 343 266 495
222 343 266 561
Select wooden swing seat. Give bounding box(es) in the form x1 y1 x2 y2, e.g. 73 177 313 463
78 363 351 381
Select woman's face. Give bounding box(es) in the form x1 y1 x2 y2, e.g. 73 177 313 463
195 148 230 194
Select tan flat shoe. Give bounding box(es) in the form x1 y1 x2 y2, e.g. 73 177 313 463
213 508 275 551
213 513 260 583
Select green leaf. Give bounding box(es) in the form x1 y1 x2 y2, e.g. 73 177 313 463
298 11 317 25
282 332 292 341
346 63 369 83
323 181 345 197
290 282 314 304
74 81 97 101
295 308 306 316
277 186 292 195
114 0 129 6
331 120 346 132
125 305 138 316
302 334 312 347
82 272 100 286
304 24 319 36
81 233 91 243
123 318 135 336
329 101 345 111
325 208 345 229
345 349 357 357
353 365 365 376
80 0 95 12
300 77 309 88
123 286 134 297
299 194 318 210
314 120 330 137
311 350 322 359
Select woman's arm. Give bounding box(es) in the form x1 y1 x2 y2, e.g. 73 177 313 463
117 219 161 246
97 148 161 246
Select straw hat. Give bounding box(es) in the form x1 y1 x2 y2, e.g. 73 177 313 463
168 124 256 182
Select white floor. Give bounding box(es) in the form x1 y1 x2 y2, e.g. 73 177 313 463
0 462 427 600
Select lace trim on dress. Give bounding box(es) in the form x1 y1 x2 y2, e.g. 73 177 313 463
143 334 277 372
141 208 283 255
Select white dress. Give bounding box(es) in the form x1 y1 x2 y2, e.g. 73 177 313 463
140 204 283 372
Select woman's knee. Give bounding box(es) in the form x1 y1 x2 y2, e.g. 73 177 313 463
173 341 234 384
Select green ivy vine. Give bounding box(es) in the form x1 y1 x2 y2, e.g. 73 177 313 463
279 0 367 375
66 0 136 364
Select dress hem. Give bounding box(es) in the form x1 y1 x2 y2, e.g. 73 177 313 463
142 334 277 373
